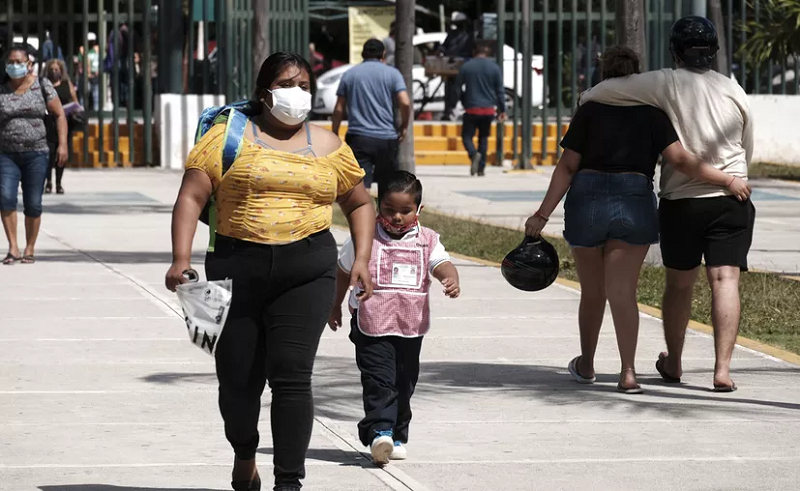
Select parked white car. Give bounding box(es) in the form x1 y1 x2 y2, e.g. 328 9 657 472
313 32 545 119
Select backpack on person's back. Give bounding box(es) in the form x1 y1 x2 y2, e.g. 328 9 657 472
192 100 259 251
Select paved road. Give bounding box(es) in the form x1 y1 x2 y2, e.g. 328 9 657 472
1 169 799 490
413 165 800 276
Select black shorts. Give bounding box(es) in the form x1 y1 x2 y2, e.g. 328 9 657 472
659 196 756 271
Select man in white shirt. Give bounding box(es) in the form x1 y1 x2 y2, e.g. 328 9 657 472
581 17 756 392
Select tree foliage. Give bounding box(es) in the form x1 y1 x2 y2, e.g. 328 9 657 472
741 0 800 63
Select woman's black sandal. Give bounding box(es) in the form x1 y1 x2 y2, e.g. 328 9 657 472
2 253 21 265
655 352 681 383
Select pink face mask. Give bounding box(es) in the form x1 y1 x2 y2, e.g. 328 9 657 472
377 205 421 235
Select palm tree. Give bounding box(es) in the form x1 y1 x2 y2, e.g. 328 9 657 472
740 0 800 64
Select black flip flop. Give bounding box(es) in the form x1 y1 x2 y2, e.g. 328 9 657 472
2 253 21 265
568 355 596 384
712 382 737 393
655 353 681 384
21 255 35 264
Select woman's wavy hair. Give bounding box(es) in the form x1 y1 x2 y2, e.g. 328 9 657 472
44 59 71 83
600 46 641 80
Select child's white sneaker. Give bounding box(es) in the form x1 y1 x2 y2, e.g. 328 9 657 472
370 431 394 465
390 441 407 460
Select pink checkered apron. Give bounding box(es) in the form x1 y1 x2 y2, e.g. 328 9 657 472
357 225 439 337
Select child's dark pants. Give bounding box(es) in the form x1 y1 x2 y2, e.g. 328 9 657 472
349 313 423 447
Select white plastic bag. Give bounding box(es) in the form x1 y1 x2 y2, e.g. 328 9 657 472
175 275 233 356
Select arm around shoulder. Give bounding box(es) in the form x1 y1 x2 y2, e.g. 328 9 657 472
580 69 670 108
661 141 751 201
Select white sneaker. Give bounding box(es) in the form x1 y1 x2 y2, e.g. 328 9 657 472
370 434 394 465
390 441 407 460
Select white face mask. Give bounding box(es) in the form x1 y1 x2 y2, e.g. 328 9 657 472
267 87 312 126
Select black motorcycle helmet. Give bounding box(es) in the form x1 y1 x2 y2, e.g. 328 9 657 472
501 236 559 292
669 16 719 69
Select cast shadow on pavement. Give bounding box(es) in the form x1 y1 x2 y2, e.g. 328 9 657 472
142 356 800 422
410 358 800 415
42 203 174 215
33 250 204 265
39 486 221 491
140 372 216 386
257 447 364 467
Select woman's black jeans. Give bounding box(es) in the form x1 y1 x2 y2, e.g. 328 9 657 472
205 232 337 488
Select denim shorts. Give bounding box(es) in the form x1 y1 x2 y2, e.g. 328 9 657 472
563 171 658 248
0 151 50 218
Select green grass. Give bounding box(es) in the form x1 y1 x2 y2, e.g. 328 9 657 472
333 208 800 355
749 162 800 182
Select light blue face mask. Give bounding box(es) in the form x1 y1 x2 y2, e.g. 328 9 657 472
5 63 29 79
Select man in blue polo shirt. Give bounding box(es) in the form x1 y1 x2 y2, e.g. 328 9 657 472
332 39 412 189
455 42 506 176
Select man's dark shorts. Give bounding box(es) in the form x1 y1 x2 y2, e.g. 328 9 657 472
659 196 756 271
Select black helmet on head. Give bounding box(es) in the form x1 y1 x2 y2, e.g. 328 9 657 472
501 236 559 292
669 16 719 68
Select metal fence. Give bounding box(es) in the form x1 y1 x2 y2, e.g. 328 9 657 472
0 0 305 167
502 0 799 169
1 0 156 166
269 0 310 58
1 1 795 170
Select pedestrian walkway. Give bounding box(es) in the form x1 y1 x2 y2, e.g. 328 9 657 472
1 169 799 490
413 165 800 275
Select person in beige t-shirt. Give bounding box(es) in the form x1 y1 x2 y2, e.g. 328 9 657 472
580 16 755 393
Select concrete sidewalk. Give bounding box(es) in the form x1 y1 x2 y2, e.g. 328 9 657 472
2 169 800 490
412 165 800 276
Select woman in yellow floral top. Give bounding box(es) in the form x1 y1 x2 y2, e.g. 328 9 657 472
165 53 375 491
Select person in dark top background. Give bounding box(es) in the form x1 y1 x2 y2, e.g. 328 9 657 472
440 12 475 120
43 59 80 194
455 42 506 176
523 46 751 395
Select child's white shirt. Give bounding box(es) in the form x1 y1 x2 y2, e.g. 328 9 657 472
338 225 451 310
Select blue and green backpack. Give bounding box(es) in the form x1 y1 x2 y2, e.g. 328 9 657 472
193 100 259 251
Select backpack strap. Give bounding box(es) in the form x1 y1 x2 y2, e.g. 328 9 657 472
221 109 248 173
207 109 249 252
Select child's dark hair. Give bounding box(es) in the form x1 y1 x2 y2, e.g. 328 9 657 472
378 171 423 206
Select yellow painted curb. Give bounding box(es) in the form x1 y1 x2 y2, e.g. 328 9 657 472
635 305 800 366
449 252 502 268
446 251 800 367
